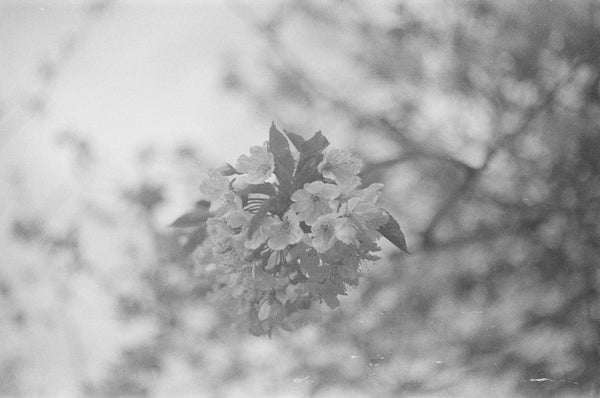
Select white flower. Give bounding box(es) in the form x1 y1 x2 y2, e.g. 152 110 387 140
291 181 340 225
355 183 384 205
235 142 274 184
206 218 234 254
345 197 389 241
266 210 304 251
311 213 339 253
225 210 253 255
244 216 277 250
337 176 362 198
200 168 229 200
333 216 358 246
216 191 244 216
311 213 360 252
200 169 242 215
317 148 363 184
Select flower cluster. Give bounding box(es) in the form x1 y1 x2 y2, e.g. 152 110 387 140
174 124 407 335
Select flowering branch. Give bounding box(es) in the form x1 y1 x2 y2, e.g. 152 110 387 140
173 124 407 335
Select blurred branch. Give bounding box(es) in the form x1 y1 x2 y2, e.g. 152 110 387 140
421 57 586 248
0 1 113 150
230 1 477 178
377 117 477 174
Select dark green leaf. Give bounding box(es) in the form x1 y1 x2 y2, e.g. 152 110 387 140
378 212 409 253
170 208 211 228
248 197 274 238
283 129 305 151
269 122 295 196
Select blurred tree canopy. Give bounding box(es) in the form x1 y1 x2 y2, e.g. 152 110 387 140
2 0 600 397
220 0 600 396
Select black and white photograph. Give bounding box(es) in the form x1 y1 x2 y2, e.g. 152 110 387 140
1 0 600 396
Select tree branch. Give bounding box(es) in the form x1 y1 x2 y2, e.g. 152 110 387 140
420 58 585 247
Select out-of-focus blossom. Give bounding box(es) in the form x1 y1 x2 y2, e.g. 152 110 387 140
267 210 304 251
227 209 252 229
311 213 340 253
207 217 234 255
235 142 274 184
200 168 229 199
318 148 363 184
291 181 340 225
200 169 242 215
226 210 253 255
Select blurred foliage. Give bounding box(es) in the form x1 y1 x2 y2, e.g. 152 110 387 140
2 0 600 397
219 0 600 396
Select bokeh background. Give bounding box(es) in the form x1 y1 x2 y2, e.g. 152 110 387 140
2 0 600 397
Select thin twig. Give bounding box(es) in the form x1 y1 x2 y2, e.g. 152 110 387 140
421 58 585 247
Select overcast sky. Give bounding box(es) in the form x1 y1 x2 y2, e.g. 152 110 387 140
0 2 275 393
0 1 276 219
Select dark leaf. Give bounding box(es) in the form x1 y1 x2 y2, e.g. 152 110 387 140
306 281 344 309
323 293 341 309
248 197 274 238
299 221 311 233
269 122 295 196
293 155 323 188
293 131 329 188
336 264 359 281
378 212 409 253
296 131 329 170
195 200 211 208
170 207 211 228
283 129 305 150
182 227 207 256
265 251 282 273
217 163 238 176
302 131 329 155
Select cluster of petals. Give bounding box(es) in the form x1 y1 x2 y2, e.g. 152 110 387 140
317 148 363 184
200 138 389 266
309 182 387 252
291 181 340 225
200 169 242 215
235 143 274 185
207 212 253 264
245 210 304 251
310 213 353 253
